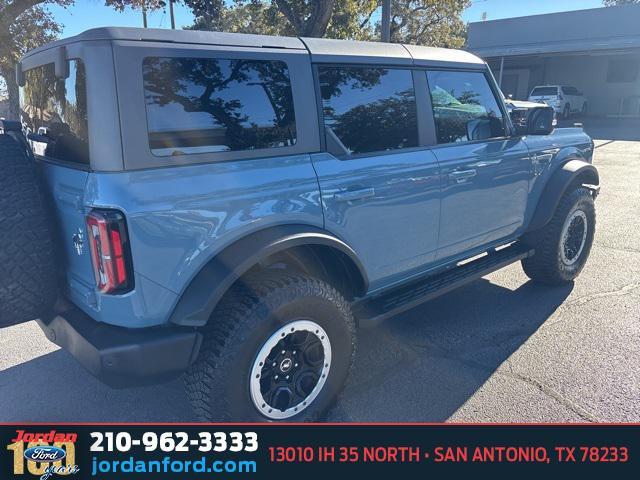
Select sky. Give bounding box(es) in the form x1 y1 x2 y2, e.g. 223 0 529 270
48 0 607 37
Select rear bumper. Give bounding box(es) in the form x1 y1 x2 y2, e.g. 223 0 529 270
36 307 202 388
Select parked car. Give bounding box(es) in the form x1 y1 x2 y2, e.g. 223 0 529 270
528 85 588 119
503 97 557 129
0 27 599 422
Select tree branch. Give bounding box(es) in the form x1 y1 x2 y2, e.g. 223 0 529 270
273 0 305 34
0 0 43 29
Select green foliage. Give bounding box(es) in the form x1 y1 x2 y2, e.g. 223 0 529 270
384 0 470 48
198 0 378 40
0 0 165 115
186 0 468 48
103 0 167 11
603 0 640 5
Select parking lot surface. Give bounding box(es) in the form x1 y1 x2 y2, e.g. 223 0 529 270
1 121 638 422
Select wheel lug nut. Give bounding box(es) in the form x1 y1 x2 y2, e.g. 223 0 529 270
285 375 290 380
274 375 279 380
272 362 276 367
294 363 298 368
293 350 296 355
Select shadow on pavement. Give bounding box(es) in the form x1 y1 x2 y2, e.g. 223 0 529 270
0 349 196 422
328 278 574 421
1 277 573 422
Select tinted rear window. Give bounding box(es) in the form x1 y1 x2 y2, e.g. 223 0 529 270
20 60 89 165
530 87 558 96
143 57 297 157
318 66 418 155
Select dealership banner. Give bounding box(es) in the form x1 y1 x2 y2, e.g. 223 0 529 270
1 424 637 478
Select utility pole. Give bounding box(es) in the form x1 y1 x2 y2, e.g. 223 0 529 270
381 0 391 42
142 1 148 28
169 0 176 29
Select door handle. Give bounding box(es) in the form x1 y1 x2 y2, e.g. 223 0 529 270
448 169 477 183
334 187 376 202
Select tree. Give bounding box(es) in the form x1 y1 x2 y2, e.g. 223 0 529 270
603 0 640 5
187 0 468 48
188 0 378 40
183 0 225 31
0 1 72 119
0 0 168 120
384 0 470 48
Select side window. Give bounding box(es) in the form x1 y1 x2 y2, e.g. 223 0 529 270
427 70 506 144
318 65 418 156
143 57 297 157
20 60 89 165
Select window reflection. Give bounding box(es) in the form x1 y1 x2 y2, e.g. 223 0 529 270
319 66 418 155
143 57 297 156
20 61 89 165
427 70 505 144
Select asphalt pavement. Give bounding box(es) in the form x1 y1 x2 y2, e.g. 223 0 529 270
1 122 638 422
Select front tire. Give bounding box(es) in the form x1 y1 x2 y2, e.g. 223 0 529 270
521 186 595 285
185 272 356 422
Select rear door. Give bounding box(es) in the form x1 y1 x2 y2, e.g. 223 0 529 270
311 64 440 291
424 69 532 261
20 59 97 301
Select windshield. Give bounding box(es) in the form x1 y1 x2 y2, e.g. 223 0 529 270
530 86 558 97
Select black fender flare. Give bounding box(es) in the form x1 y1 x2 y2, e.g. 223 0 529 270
169 225 368 327
527 159 599 232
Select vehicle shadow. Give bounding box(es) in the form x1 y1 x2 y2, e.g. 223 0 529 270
0 350 196 422
0 276 573 422
327 277 574 422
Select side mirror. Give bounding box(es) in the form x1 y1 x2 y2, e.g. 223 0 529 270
526 106 555 135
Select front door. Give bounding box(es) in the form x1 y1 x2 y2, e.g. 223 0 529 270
312 64 440 291
425 69 532 262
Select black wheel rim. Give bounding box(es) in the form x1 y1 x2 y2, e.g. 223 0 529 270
561 209 588 265
250 320 331 420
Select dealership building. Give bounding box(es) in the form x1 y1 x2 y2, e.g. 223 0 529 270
466 4 640 116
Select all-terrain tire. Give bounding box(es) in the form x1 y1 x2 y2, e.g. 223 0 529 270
0 134 57 327
184 272 356 422
521 186 595 285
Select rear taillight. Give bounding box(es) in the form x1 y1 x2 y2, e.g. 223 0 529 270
86 210 133 294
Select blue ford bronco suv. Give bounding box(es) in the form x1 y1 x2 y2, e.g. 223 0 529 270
0 27 599 421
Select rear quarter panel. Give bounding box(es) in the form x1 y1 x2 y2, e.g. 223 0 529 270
84 154 324 326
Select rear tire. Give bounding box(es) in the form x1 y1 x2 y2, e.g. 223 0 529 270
0 135 57 327
521 186 595 285
185 272 356 422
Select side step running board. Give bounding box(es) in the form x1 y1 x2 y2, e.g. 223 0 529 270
353 243 534 326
